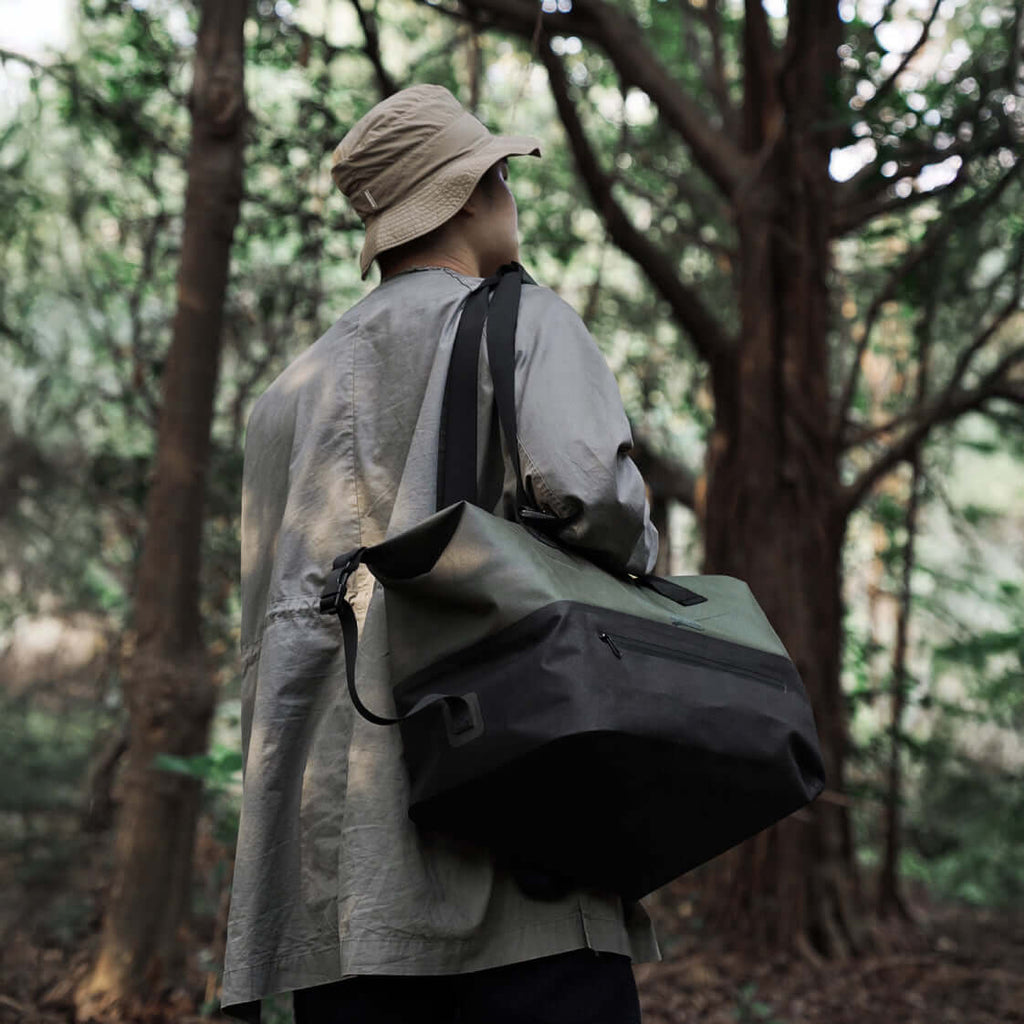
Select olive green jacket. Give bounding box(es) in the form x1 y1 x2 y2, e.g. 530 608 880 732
221 267 661 1020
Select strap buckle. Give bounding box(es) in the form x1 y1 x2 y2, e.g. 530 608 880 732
319 547 365 615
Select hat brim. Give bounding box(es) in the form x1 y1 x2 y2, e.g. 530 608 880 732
359 134 541 280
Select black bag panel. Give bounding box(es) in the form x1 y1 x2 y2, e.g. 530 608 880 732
410 732 822 900
394 600 825 899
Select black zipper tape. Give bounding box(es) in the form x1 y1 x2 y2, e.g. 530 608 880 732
598 630 787 691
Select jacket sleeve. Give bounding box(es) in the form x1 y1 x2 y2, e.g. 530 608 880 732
498 285 659 576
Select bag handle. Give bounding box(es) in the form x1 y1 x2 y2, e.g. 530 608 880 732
320 547 484 737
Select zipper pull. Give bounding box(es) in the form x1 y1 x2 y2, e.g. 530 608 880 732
599 632 622 659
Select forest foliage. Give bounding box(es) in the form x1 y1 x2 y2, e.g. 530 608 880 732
0 0 1022 1011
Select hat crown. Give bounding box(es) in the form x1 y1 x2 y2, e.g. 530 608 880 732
331 85 467 204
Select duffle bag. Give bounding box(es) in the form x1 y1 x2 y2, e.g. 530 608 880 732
320 263 825 901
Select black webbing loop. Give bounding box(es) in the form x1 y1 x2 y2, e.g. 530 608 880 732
638 575 708 607
336 593 404 726
319 547 482 733
319 547 403 725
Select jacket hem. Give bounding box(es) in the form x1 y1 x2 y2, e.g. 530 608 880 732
220 908 660 1018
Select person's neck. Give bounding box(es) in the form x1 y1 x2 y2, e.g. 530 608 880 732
380 248 482 281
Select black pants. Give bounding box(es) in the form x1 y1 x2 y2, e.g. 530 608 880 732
291 949 642 1024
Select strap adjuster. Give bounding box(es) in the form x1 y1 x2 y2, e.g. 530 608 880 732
319 548 365 614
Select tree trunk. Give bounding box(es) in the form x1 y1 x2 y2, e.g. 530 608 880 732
877 457 919 920
75 2 246 1017
698 1 862 956
878 251 938 919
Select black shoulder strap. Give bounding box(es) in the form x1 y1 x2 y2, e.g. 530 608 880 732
437 262 554 522
436 284 490 509
483 267 530 516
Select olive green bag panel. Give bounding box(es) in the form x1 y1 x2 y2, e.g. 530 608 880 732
371 501 789 686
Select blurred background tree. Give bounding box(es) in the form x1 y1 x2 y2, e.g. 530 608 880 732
412 0 1024 956
0 0 1021 1020
70 0 247 1016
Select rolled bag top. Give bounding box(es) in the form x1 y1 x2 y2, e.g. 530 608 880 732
322 500 792 687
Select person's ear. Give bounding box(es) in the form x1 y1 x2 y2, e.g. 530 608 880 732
459 189 483 218
460 171 496 219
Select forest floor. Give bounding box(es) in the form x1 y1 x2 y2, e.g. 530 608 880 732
636 877 1024 1024
0 832 1022 1024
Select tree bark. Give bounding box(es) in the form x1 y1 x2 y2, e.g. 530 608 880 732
75 2 246 1017
699 1 861 955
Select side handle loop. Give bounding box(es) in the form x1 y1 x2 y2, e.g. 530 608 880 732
319 549 483 736
638 575 708 608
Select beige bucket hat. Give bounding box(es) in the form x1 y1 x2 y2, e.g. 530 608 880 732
331 85 542 279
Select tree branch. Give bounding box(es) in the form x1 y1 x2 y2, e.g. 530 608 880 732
836 162 1022 441
125 212 167 425
835 124 1012 215
835 48 1019 236
866 0 942 110
464 17 483 114
285 24 366 66
539 43 734 364
742 0 778 151
699 0 739 138
420 0 749 198
0 48 186 162
1008 0 1024 95
943 240 1024 374
349 0 399 96
676 0 738 138
608 168 736 262
841 346 1024 516
837 218 963 442
834 157 975 237
0 47 43 72
870 0 900 33
630 432 698 510
846 274 1024 450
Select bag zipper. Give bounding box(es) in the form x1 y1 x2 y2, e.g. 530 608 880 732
598 630 786 691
